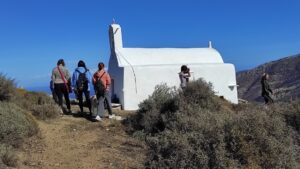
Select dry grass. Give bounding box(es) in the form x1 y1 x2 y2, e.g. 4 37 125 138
0 73 60 167
14 90 62 120
0 102 39 167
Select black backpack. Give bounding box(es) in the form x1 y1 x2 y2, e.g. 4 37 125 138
95 72 106 98
76 69 88 91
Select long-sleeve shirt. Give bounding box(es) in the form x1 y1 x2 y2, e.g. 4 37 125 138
261 78 273 95
51 64 71 84
72 67 93 91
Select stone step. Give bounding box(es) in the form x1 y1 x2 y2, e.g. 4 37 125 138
112 103 122 110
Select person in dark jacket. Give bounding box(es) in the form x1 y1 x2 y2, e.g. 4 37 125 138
261 73 274 104
72 60 92 114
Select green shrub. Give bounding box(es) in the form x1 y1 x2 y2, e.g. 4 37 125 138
0 102 38 167
14 91 61 120
225 105 299 169
181 79 221 111
0 102 38 147
129 84 179 134
129 79 300 169
271 101 300 134
31 104 62 120
0 73 15 101
0 73 60 167
0 146 18 167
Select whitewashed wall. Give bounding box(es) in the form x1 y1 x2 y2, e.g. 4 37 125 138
121 63 238 110
108 23 238 110
108 54 124 105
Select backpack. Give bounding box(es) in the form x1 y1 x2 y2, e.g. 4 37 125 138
94 72 106 98
76 69 88 91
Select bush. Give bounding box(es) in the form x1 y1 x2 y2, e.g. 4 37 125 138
181 79 221 111
272 101 300 134
14 90 61 120
0 73 15 101
0 74 61 120
0 102 39 167
128 79 300 169
0 73 60 167
225 105 299 169
0 102 38 147
0 146 18 167
31 104 62 120
130 84 179 134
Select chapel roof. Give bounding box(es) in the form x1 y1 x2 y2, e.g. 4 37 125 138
114 47 224 67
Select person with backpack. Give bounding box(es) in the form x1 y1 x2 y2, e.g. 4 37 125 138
72 60 92 114
92 62 113 121
51 59 72 114
261 73 274 104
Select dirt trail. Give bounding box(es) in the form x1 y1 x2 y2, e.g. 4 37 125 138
18 108 146 169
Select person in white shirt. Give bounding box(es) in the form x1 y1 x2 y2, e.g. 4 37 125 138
179 65 191 89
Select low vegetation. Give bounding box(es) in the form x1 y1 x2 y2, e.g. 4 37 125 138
0 102 39 167
0 73 15 101
14 89 62 120
0 73 60 167
1 72 300 168
128 79 300 169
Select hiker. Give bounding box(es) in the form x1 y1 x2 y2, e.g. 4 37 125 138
261 73 274 104
50 80 58 103
51 59 72 114
179 65 191 89
72 60 92 114
92 62 113 121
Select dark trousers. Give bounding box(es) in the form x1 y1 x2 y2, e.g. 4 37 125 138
51 90 59 104
262 93 274 104
54 83 71 110
77 90 91 113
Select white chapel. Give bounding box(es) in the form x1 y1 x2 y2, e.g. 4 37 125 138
108 23 238 110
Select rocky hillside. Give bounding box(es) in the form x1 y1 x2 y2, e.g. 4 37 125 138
237 54 300 102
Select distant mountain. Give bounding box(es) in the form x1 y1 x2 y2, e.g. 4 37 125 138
237 54 300 102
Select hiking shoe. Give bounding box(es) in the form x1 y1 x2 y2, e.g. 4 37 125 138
95 115 102 121
108 114 116 119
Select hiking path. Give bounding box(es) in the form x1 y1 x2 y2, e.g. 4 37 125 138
18 108 146 169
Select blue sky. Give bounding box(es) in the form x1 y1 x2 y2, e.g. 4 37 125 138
0 0 300 88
